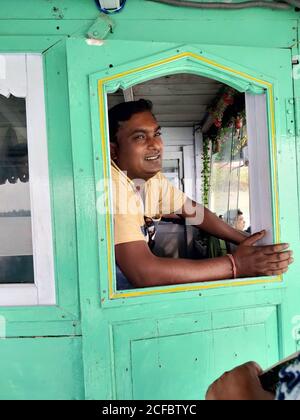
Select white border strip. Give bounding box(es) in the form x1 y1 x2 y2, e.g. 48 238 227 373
0 54 56 307
26 55 56 305
246 93 274 245
0 284 38 307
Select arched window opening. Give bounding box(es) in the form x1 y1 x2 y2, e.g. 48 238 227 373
107 72 273 291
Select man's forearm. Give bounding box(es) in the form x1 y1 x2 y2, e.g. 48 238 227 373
180 199 247 244
116 241 235 288
133 254 234 287
197 206 247 245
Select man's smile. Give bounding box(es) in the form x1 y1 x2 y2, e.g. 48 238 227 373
144 153 161 161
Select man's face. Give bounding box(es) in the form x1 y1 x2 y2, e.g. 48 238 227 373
235 214 246 231
111 111 163 181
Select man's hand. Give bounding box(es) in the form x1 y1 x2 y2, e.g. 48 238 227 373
206 362 275 400
234 231 293 278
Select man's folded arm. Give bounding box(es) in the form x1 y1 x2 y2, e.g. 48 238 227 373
176 198 247 245
115 240 233 288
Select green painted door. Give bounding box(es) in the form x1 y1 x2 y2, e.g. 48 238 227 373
66 37 300 400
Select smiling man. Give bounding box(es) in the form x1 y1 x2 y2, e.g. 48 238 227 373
109 99 293 290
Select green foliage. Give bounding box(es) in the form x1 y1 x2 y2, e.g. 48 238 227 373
201 138 211 207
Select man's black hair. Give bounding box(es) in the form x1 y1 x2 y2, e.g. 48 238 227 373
108 99 153 143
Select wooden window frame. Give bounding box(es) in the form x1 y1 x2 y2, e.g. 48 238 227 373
89 50 282 305
0 54 55 306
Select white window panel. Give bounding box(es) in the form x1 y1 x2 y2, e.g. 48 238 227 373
183 145 196 201
0 217 32 256
245 93 273 246
194 129 203 204
0 54 55 307
0 54 26 98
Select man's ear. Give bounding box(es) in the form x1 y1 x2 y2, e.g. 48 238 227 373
110 142 118 161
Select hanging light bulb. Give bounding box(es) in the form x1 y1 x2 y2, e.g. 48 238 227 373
98 0 120 8
95 0 127 14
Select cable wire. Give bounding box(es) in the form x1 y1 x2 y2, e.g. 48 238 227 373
282 0 300 8
146 0 292 10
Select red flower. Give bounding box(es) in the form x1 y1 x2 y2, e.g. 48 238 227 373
214 119 222 128
235 117 243 129
223 93 234 105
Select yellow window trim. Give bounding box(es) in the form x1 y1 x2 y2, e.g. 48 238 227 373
96 52 280 300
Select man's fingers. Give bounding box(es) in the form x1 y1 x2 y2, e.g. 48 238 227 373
264 251 293 263
268 258 294 271
266 268 289 276
262 243 290 255
243 361 263 376
242 230 265 247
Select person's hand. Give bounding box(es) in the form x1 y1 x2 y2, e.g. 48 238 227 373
233 231 293 278
206 362 275 400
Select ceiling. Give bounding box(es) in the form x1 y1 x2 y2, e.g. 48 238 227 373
107 73 223 127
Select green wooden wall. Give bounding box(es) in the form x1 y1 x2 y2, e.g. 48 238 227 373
0 0 299 400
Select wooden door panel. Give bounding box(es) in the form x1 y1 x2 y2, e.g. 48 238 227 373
213 307 279 379
65 37 298 398
113 306 279 399
131 330 212 400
